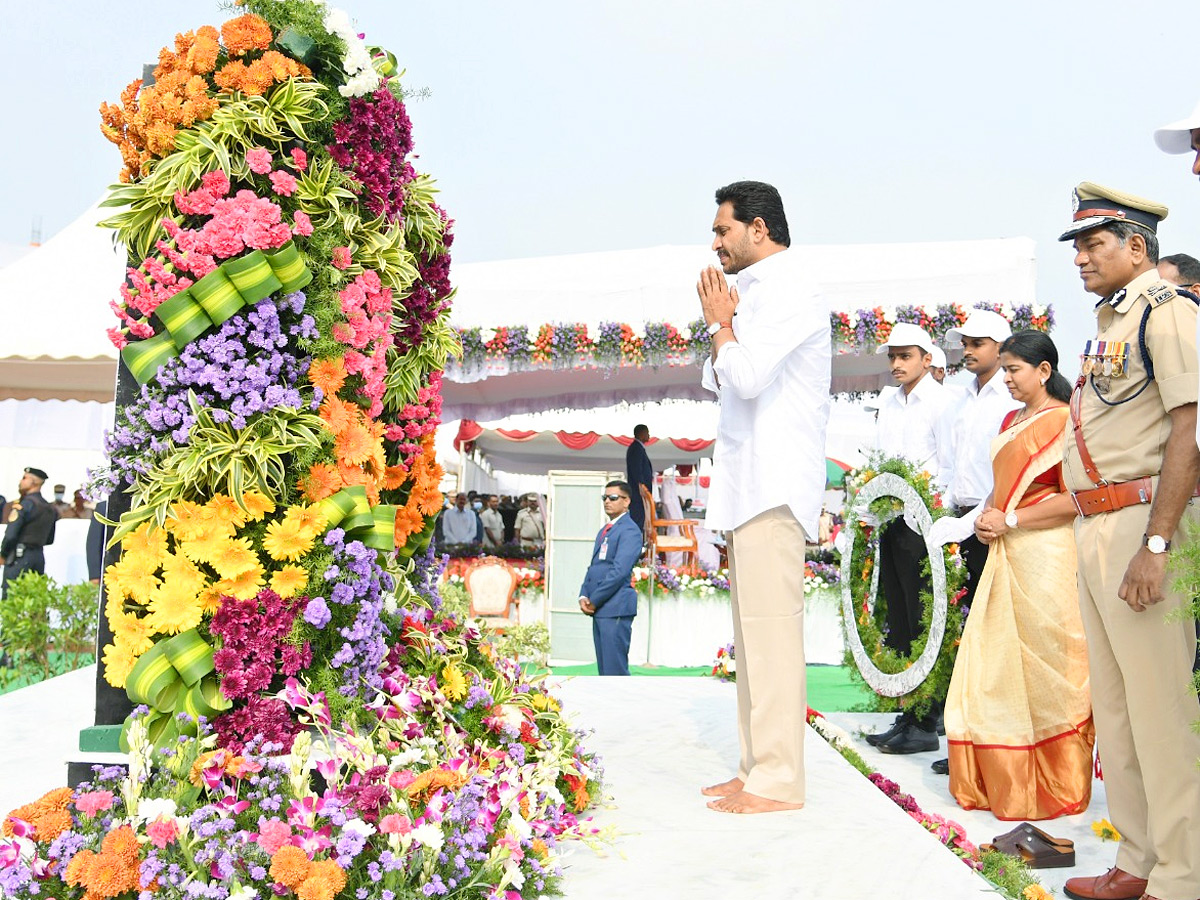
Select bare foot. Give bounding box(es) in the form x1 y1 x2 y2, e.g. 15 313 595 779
707 790 804 814
700 776 744 797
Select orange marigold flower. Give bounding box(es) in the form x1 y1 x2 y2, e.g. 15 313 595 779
64 848 96 886
319 398 357 436
299 463 342 502
335 422 376 466
221 13 273 55
102 824 141 868
308 356 348 397
213 60 249 93
187 25 221 74
297 859 348 900
270 844 312 889
32 808 73 843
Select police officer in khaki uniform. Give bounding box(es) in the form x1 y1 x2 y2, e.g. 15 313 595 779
1058 184 1200 900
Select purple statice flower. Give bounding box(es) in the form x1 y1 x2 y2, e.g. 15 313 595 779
94 292 316 494
653 563 681 592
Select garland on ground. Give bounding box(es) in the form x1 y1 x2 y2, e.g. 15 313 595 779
840 456 967 719
805 709 1051 900
447 303 1055 377
1 3 603 897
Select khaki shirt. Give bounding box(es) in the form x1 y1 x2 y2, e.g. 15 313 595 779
1063 267 1200 492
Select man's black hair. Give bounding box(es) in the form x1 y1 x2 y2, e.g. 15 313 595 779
606 480 632 498
1160 252 1200 285
714 180 791 248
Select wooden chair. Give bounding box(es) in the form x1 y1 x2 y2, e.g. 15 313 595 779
464 558 520 634
640 484 699 570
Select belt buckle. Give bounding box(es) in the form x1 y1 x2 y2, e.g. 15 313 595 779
1071 492 1085 517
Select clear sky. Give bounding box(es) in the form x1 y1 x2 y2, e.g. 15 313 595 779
5 0 1200 377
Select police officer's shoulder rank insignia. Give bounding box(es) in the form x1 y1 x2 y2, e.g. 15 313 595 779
7 501 21 523
1146 282 1177 306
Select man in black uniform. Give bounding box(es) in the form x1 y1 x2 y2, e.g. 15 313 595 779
2 467 58 598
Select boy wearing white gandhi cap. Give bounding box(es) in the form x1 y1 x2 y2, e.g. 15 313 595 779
1058 181 1200 900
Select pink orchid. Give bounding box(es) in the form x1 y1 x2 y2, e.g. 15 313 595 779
216 795 251 816
294 825 333 854
6 819 34 840
315 757 339 780
0 839 21 869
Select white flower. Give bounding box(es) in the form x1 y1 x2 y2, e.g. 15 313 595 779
1032 302 1046 317
228 887 259 900
480 328 496 345
342 818 377 839
134 797 178 825
411 822 444 853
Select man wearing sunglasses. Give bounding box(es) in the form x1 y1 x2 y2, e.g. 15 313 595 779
578 481 643 676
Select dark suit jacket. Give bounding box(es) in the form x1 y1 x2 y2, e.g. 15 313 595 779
626 440 654 525
579 513 642 618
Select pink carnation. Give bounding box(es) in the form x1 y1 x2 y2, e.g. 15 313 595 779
269 170 298 196
246 148 273 175
292 211 313 237
332 247 352 269
74 790 115 817
146 816 180 849
256 818 293 854
290 148 308 171
379 814 411 835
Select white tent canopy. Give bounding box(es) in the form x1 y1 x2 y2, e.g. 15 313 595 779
443 238 1037 419
0 201 123 401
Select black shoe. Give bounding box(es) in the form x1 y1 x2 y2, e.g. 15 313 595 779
931 757 949 775
878 722 940 755
935 711 945 736
865 713 909 747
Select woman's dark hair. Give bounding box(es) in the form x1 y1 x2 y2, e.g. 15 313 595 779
714 181 791 247
999 329 1071 402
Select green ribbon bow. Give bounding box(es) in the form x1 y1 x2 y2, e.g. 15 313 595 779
120 628 231 749
316 485 397 552
122 242 312 385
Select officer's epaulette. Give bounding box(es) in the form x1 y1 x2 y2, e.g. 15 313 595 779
1144 281 1178 306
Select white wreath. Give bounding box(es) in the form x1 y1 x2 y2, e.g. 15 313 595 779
838 472 948 697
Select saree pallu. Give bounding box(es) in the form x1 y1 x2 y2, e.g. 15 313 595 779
945 406 1094 820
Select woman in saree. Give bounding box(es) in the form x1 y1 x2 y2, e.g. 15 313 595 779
944 330 1094 820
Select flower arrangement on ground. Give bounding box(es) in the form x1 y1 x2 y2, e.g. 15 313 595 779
839 454 967 719
1 2 602 896
708 643 735 682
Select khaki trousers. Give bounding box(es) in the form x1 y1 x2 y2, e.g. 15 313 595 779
727 505 807 804
1075 504 1200 900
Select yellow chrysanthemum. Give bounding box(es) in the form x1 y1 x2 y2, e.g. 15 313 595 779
118 566 161 606
166 500 207 541
147 583 205 634
101 641 138 688
284 505 328 542
270 564 309 599
216 564 266 600
205 494 249 529
209 537 261 580
177 527 231 565
110 613 156 655
262 520 311 562
160 550 208 596
197 585 224 615
240 491 276 521
441 663 468 702
121 522 169 562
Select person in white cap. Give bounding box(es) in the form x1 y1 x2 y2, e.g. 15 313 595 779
929 345 948 384
864 322 951 754
919 308 1020 774
1153 99 1200 175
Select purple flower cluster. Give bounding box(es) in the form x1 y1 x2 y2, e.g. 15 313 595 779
653 563 681 592
642 322 670 355
96 291 316 494
410 544 448 610
594 321 625 362
314 529 397 698
807 561 841 585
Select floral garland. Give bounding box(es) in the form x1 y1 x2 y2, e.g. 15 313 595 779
709 642 735 682
448 303 1055 377
1 4 607 898
805 709 1050 900
840 455 967 719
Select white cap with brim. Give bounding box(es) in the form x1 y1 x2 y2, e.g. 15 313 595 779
875 322 935 355
945 309 1012 347
1154 100 1200 154
929 346 947 369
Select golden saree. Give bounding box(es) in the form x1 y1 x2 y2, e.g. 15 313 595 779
945 406 1094 820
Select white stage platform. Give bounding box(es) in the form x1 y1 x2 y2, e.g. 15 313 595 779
2 670 1121 899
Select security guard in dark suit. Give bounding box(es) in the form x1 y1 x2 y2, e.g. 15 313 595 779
1 467 58 599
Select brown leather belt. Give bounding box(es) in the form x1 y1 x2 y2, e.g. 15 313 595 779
1072 476 1200 517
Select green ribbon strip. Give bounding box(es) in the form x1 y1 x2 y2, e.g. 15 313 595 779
276 28 317 65
121 628 231 749
121 242 312 384
369 46 398 78
315 485 398 552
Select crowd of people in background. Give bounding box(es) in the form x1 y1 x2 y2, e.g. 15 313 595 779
433 490 546 552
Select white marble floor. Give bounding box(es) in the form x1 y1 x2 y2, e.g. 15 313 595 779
2 670 1122 899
